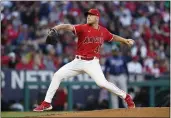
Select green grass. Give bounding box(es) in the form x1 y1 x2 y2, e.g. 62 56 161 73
1 111 69 118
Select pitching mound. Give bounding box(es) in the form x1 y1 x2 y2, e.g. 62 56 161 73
41 107 169 117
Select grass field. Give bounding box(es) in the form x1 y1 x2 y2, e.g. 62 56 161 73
1 107 170 117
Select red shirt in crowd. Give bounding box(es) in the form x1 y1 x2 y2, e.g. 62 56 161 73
16 63 33 70
6 25 19 44
53 89 67 106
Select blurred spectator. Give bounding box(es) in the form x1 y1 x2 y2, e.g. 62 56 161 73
43 45 60 70
73 103 84 111
98 88 109 103
17 25 29 45
5 24 19 45
141 24 152 43
105 45 128 109
156 44 166 60
8 52 17 69
98 88 109 109
134 87 149 107
52 87 67 111
9 100 24 111
85 95 98 110
135 8 150 26
127 56 144 95
143 56 154 74
20 3 36 26
119 6 132 27
131 39 147 59
98 99 109 110
16 55 33 70
31 52 45 70
147 45 157 59
151 62 160 78
159 59 169 74
127 56 143 75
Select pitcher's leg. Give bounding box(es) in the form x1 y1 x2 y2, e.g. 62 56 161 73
84 60 126 99
45 60 82 103
44 68 80 103
34 59 83 111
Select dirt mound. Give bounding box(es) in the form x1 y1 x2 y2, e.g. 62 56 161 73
41 107 169 117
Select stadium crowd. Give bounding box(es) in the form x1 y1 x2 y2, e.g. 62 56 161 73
1 1 170 110
1 1 170 76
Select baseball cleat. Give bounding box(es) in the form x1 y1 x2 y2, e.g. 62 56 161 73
33 101 52 112
125 94 135 108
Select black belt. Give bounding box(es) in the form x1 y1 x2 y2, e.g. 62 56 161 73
75 55 95 60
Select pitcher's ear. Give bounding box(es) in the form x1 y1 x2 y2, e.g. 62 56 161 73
96 16 99 21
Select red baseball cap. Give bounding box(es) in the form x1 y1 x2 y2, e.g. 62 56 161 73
85 9 100 17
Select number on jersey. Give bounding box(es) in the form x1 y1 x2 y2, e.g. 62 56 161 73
94 45 100 53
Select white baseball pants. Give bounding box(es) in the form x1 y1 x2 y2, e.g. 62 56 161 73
44 58 127 103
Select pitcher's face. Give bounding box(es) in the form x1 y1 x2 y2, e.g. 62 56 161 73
87 14 98 25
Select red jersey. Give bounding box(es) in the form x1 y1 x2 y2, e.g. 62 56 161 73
73 24 113 58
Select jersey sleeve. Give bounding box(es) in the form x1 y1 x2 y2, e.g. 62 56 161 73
72 24 83 36
104 29 113 42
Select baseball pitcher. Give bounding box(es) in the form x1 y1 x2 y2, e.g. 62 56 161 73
34 9 135 111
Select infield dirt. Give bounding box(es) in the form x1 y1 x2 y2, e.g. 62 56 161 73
39 107 169 117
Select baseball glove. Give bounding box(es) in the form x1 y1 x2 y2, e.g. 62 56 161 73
45 28 59 45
